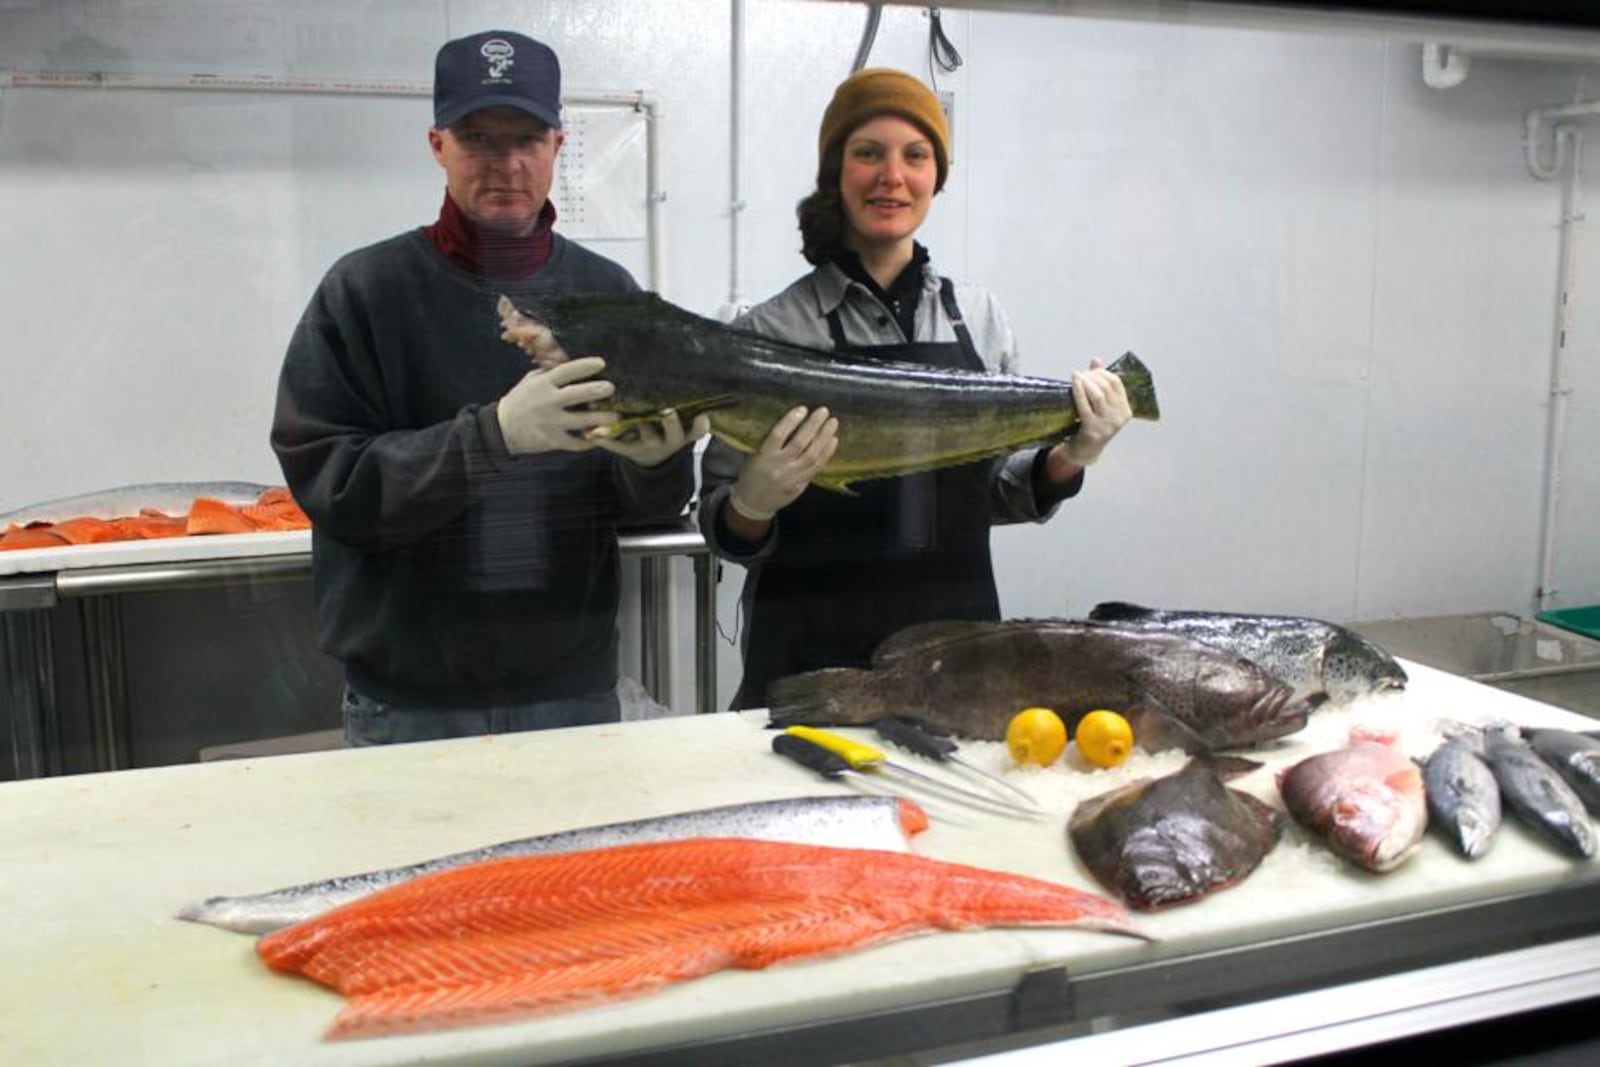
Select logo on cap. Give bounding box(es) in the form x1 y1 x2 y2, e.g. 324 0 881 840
480 38 515 82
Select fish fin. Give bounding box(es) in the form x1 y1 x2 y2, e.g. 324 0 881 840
1437 718 1485 746
808 472 860 496
1087 601 1156 623
811 435 1066 494
1123 705 1211 755
1234 790 1286 841
1107 351 1160 421
767 668 878 727
597 395 741 439
1194 754 1264 780
870 620 1019 668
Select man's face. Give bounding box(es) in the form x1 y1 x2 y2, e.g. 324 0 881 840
428 107 563 234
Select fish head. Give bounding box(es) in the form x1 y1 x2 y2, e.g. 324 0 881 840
1323 630 1409 701
1127 648 1312 751
1329 773 1426 872
1237 684 1315 746
1455 806 1497 859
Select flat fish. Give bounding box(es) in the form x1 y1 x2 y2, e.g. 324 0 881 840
1421 735 1501 858
1068 757 1282 910
0 481 274 527
1088 602 1407 706
767 619 1318 753
1521 727 1600 814
1278 729 1427 872
1482 731 1596 858
257 837 1145 1040
179 795 929 934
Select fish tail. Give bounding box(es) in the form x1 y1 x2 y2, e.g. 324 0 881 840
1087 601 1155 623
1107 352 1160 421
766 668 878 727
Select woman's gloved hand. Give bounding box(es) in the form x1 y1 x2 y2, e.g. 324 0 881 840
495 357 619 455
1054 359 1132 469
729 406 840 521
592 409 712 467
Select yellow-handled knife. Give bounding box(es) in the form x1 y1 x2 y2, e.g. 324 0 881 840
784 726 1045 819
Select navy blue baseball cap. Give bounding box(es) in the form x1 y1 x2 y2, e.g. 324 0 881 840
433 30 561 129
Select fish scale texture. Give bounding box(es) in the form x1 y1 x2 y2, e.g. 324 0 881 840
257 837 1138 1039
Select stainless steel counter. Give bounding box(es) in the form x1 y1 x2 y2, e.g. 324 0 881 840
0 522 716 778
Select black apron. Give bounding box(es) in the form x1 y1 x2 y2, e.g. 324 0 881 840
733 279 1002 709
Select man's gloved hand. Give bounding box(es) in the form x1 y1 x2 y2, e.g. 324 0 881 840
1056 359 1132 468
496 357 619 455
729 406 840 521
591 409 712 467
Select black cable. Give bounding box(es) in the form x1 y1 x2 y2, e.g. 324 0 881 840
852 3 883 73
927 6 963 88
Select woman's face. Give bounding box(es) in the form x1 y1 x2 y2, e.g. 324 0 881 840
838 115 937 255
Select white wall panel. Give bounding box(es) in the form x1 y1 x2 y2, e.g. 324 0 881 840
1 1 1597 714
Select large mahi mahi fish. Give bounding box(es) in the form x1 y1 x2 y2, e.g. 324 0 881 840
498 293 1159 493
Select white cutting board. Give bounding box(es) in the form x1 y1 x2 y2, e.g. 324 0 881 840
0 662 1595 1066
0 530 309 577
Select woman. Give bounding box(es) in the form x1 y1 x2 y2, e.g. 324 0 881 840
699 68 1131 710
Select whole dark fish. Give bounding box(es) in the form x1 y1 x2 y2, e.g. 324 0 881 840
1482 730 1596 858
1521 727 1600 813
178 795 927 935
498 293 1159 492
767 619 1318 753
1069 756 1282 910
1088 602 1407 706
1421 735 1501 859
1278 730 1427 872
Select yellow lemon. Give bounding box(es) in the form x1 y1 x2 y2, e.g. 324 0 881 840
1006 707 1068 767
1075 709 1134 768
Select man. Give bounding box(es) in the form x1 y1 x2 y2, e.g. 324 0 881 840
271 30 705 745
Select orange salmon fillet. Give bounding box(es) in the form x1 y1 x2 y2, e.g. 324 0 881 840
185 497 256 535
235 499 311 531
0 526 69 550
256 837 1142 1040
48 517 129 545
0 488 306 548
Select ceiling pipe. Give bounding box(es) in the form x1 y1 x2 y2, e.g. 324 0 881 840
1522 97 1598 612
0 69 667 292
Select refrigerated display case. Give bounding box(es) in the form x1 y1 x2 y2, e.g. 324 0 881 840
2 2 1599 1064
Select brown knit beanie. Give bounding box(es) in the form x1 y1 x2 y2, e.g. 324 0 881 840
817 68 950 192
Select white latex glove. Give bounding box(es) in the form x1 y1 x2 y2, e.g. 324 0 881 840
1055 359 1133 468
729 406 840 521
591 409 712 467
495 357 619 455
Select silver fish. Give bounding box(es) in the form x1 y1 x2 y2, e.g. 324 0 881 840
1088 602 1408 706
1522 727 1600 814
1421 735 1501 858
1483 731 1596 858
0 481 275 527
1279 733 1427 872
178 795 927 935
